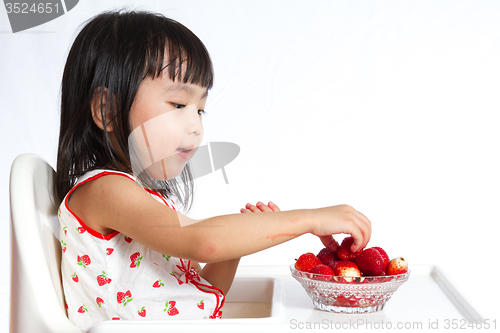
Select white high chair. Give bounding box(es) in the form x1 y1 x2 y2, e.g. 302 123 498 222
9 153 81 333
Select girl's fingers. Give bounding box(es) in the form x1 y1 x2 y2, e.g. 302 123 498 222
354 209 372 231
319 235 339 252
352 215 371 252
268 201 281 212
241 201 280 214
349 227 365 253
255 201 272 212
244 201 280 213
245 203 261 213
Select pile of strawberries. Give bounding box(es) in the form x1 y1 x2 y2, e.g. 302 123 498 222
294 236 408 281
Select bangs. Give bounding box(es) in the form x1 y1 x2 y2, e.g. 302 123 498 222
142 17 213 89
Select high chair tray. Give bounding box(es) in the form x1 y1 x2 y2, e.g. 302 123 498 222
87 264 484 332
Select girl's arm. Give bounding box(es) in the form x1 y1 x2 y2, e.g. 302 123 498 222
199 201 280 294
69 174 371 264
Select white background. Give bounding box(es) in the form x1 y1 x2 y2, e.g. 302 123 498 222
1 0 499 330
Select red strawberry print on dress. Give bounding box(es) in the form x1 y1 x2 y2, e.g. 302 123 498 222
124 236 132 243
130 252 143 268
76 226 86 234
77 305 88 313
117 290 133 307
106 248 114 256
77 255 91 268
96 271 111 286
197 300 204 310
71 272 78 283
164 301 179 316
96 297 105 307
63 226 67 235
153 279 164 288
61 240 67 253
137 306 146 317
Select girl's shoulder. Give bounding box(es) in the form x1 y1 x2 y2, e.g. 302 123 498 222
65 168 178 236
75 169 174 207
65 169 151 235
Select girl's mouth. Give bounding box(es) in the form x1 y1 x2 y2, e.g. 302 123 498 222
176 147 193 159
177 145 195 152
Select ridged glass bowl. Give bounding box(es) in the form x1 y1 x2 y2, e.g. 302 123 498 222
290 265 410 313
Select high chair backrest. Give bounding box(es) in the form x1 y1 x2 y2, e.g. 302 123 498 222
10 154 81 333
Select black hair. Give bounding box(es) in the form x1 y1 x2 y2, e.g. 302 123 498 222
56 9 213 212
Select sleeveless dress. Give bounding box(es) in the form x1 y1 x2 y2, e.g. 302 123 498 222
59 169 224 331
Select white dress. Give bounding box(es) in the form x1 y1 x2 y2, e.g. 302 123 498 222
59 169 224 331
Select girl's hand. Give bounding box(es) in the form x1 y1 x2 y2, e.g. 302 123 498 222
240 201 281 213
311 205 371 253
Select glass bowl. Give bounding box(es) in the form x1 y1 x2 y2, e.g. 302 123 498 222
290 264 410 313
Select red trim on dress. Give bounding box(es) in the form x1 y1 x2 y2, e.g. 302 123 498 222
176 259 226 319
144 189 177 211
64 171 137 241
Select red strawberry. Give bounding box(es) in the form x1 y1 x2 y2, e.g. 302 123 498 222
328 260 341 271
71 272 78 283
386 257 408 275
76 227 86 234
333 260 361 282
63 226 67 235
130 252 143 268
355 248 386 276
294 252 322 272
117 290 133 306
97 271 112 286
337 236 362 260
77 305 88 313
124 236 132 243
164 301 179 316
372 247 390 266
340 236 355 249
316 247 337 265
106 248 114 256
137 306 146 317
96 297 105 307
309 264 335 281
77 254 91 268
60 240 67 253
197 300 204 310
153 279 164 288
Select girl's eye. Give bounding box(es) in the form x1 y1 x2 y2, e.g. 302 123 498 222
198 110 206 115
172 103 186 109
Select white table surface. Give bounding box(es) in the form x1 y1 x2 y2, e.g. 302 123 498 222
88 264 488 332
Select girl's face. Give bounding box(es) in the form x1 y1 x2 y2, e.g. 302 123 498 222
128 71 206 181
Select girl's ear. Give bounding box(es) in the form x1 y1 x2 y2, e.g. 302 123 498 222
91 87 114 131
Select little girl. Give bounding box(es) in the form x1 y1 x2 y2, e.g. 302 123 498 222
56 9 372 330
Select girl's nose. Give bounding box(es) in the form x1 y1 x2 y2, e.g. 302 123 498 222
186 105 203 136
